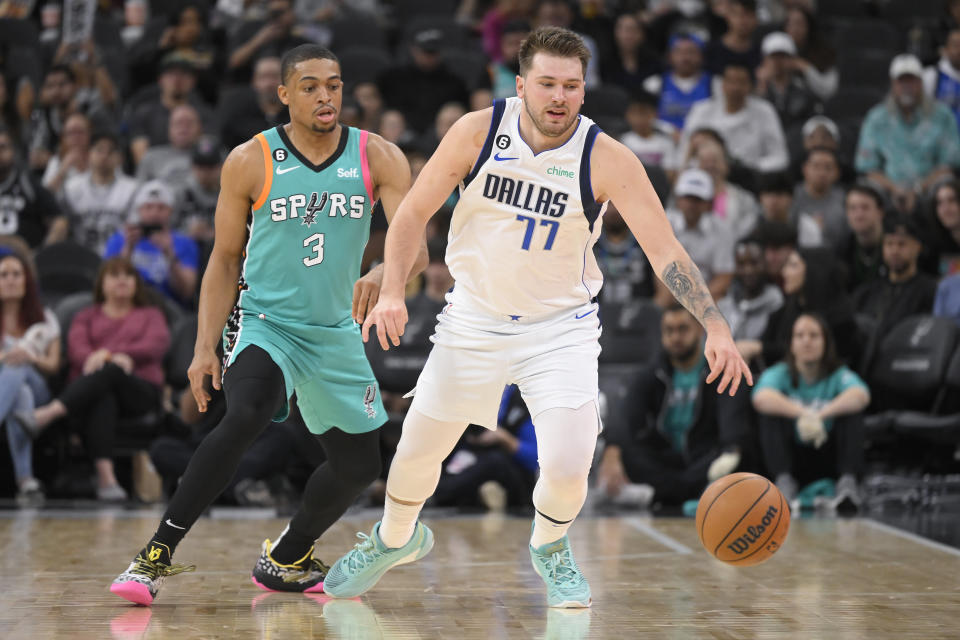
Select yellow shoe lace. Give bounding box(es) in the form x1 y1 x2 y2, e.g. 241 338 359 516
130 555 197 579
282 557 329 584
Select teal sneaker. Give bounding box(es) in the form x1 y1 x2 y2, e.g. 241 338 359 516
529 535 592 608
324 521 434 598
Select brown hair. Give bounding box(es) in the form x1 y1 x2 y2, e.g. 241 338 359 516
518 26 591 78
93 257 151 307
786 312 841 387
0 251 45 338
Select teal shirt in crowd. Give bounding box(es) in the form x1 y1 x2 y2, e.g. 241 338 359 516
753 363 868 431
855 98 960 185
663 355 707 453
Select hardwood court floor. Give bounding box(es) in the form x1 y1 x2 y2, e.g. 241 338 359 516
1 508 959 639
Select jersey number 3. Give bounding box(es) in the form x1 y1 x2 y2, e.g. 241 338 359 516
303 233 324 266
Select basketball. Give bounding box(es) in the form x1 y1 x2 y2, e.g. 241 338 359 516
695 472 790 566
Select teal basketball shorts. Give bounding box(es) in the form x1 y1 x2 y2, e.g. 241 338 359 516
223 314 386 435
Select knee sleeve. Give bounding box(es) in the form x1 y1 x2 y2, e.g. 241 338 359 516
385 409 467 503
532 402 599 518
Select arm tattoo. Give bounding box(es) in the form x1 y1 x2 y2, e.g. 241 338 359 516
661 260 725 327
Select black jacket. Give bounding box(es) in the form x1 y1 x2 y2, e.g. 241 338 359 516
608 351 751 463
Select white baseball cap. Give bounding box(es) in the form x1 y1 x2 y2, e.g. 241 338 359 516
675 168 714 201
133 180 175 210
889 53 923 79
762 32 797 57
801 115 840 142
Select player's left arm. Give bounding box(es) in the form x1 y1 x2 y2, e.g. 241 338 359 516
352 134 428 323
591 133 753 395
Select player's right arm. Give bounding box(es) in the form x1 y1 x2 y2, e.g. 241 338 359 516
362 108 492 349
187 139 261 411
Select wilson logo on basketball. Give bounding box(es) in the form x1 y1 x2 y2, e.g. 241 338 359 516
726 505 779 555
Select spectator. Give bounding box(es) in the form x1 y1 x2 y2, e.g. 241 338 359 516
856 54 960 214
930 180 960 277
791 147 847 249
0 125 63 249
694 137 760 239
227 0 310 84
600 12 659 94
531 0 601 86
594 201 653 303
63 131 139 253
755 32 818 132
757 171 822 248
27 64 79 172
121 0 150 49
619 90 679 178
25 257 170 501
934 273 960 325
219 55 287 150
783 7 838 102
596 304 750 508
377 29 470 135
752 313 870 511
104 180 199 308
377 110 414 148
0 70 25 148
854 214 938 374
489 20 531 100
791 114 854 182
41 112 91 197
718 237 784 361
760 248 860 367
0 251 60 504
661 168 734 303
434 385 538 511
840 185 886 292
681 62 789 173
643 33 712 132
152 5 219 104
404 237 454 347
418 102 467 157
704 0 761 76
136 104 203 192
754 219 796 288
480 0 536 64
353 82 384 133
127 54 211 165
924 27 960 130
175 136 222 244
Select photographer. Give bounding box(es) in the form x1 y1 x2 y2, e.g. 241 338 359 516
103 181 198 308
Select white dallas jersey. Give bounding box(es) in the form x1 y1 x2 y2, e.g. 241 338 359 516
447 97 607 319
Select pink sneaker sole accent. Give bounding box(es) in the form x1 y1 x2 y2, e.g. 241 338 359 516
250 576 325 593
110 581 154 606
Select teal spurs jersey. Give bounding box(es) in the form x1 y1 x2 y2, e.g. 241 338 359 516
239 125 375 328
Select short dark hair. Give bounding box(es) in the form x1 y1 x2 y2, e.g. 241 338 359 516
47 63 76 83
91 130 119 149
804 146 838 165
730 0 757 12
722 61 755 83
663 301 694 318
280 44 340 85
847 184 884 210
518 26 591 78
628 89 659 110
757 171 794 195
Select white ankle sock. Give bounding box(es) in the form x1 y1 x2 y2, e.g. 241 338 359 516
379 494 423 548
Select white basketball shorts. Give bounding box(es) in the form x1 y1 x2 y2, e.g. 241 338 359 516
406 297 602 429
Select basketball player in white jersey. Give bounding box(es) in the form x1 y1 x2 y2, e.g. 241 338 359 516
323 27 751 608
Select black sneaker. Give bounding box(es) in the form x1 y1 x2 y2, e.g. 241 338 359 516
110 543 196 605
251 539 327 593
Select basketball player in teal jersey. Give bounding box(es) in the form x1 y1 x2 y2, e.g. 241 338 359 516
109 45 427 605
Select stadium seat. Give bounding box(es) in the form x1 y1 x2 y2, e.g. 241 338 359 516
331 15 387 53
825 87 886 120
0 17 38 47
394 0 459 19
598 362 644 439
818 0 872 18
598 298 662 366
583 85 631 121
829 19 904 52
164 314 197 391
401 15 472 52
868 315 959 413
337 48 392 84
364 339 429 394
835 49 895 91
879 0 943 20
441 48 489 91
35 242 101 304
53 291 94 351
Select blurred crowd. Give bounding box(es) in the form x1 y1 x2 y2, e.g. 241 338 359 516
2 0 960 514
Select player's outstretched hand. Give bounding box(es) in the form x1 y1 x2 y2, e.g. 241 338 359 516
352 266 383 324
361 294 408 350
187 349 222 412
704 329 753 396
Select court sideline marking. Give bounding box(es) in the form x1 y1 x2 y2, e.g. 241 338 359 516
864 519 960 558
625 517 693 555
